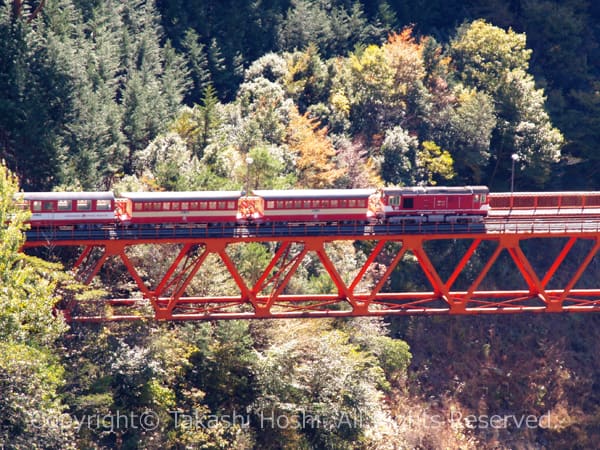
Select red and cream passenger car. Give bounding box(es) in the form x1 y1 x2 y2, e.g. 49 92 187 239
116 191 242 225
18 192 116 227
241 189 376 224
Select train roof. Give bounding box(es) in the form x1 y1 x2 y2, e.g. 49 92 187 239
252 189 376 200
491 191 600 196
19 192 115 201
382 186 489 195
119 191 243 201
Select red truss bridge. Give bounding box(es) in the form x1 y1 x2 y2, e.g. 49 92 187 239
22 192 600 322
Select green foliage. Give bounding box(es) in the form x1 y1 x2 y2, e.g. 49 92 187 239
451 19 531 92
134 132 198 190
416 141 455 185
443 87 496 183
252 320 393 449
284 44 330 112
3 3 599 448
450 19 563 187
186 321 256 412
0 162 69 345
182 28 212 100
0 3 73 189
0 162 78 448
380 126 418 185
278 0 380 58
246 145 296 190
0 342 76 449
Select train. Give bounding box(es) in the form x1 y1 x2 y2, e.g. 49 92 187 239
15 186 491 228
489 191 600 213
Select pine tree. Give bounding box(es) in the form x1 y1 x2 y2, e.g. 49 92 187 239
0 2 73 189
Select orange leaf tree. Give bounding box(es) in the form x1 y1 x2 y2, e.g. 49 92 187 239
286 107 343 188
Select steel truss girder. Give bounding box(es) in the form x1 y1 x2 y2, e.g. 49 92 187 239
24 231 600 322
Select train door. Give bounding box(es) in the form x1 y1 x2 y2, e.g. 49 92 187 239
447 195 459 211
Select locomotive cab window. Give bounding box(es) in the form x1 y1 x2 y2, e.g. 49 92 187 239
389 196 400 206
402 197 414 208
474 194 480 202
481 194 487 203
32 201 42 211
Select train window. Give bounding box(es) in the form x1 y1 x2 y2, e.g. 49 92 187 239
331 200 338 208
218 201 226 209
321 200 329 208
96 199 111 210
481 194 487 203
340 200 347 207
276 200 284 208
389 196 400 206
77 199 92 211
227 201 235 209
181 202 189 210
304 200 311 208
190 202 199 210
209 201 217 210
15 199 29 211
152 202 161 211
163 203 171 210
349 199 356 207
295 200 302 208
58 200 72 211
199 202 207 210
402 198 414 208
172 202 180 210
474 195 479 202
33 201 42 212
285 200 293 208
135 203 143 211
267 201 275 209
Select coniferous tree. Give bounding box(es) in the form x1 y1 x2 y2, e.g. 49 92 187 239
0 2 73 189
60 0 126 189
120 0 190 174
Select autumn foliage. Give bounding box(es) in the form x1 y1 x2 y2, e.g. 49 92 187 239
286 106 343 188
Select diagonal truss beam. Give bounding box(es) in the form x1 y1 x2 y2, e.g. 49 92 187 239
24 230 600 321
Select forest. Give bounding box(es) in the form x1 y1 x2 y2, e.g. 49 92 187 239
1 0 599 448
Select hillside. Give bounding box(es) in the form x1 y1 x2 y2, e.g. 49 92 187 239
1 1 599 448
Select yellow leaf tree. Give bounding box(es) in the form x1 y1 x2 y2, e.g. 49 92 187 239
286 107 343 188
